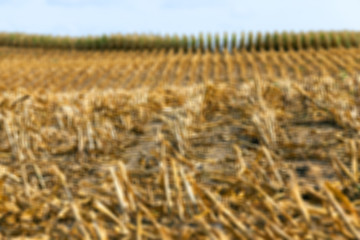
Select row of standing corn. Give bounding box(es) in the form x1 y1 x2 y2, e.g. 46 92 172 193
1 31 360 52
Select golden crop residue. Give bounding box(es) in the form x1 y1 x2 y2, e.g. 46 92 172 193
0 33 360 238
0 46 360 92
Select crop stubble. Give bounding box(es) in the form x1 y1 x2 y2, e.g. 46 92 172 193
0 41 359 239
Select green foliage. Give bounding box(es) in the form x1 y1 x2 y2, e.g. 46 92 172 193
181 35 188 52
0 31 359 52
281 32 289 51
198 33 204 52
273 31 280 51
239 32 245 51
230 33 237 50
247 32 254 51
207 33 213 52
255 32 262 51
190 35 196 52
264 32 272 50
223 32 228 51
214 33 220 52
171 34 180 51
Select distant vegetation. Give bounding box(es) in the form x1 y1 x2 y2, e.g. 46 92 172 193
0 30 359 51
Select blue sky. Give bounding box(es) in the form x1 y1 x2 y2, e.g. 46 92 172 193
0 0 359 36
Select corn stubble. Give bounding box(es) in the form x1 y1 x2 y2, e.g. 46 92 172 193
0 32 360 239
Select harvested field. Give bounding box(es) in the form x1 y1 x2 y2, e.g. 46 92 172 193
1 47 360 91
0 32 360 239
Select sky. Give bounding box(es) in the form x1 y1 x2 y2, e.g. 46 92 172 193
0 0 359 36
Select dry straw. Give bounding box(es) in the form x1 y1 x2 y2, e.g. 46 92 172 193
0 34 359 238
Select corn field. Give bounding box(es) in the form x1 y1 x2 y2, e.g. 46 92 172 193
0 31 360 239
1 31 360 51
1 46 360 92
